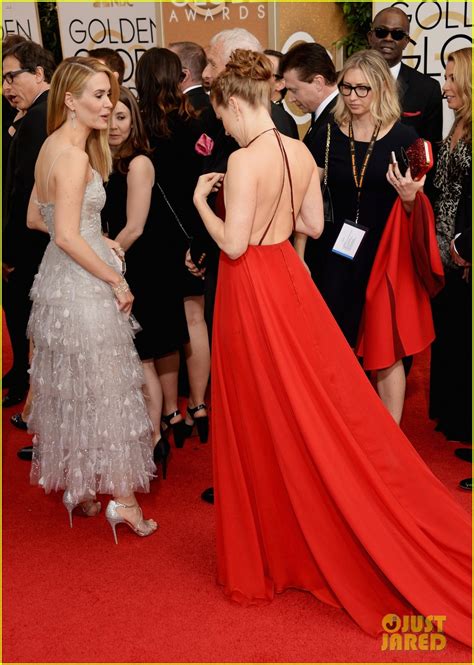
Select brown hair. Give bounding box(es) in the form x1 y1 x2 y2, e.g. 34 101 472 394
168 41 207 82
447 47 471 142
112 86 151 175
333 50 400 129
210 49 272 109
135 47 195 138
88 47 125 85
47 57 119 181
280 42 337 86
2 39 56 83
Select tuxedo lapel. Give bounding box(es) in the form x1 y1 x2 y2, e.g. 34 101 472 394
397 63 410 104
304 95 338 147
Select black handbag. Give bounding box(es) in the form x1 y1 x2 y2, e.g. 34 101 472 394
155 179 207 269
322 123 334 224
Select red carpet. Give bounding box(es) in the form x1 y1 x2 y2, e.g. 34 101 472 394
2 314 472 663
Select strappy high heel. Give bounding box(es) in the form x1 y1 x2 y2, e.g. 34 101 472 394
185 403 209 443
62 490 102 528
162 410 187 448
105 500 158 544
153 438 171 479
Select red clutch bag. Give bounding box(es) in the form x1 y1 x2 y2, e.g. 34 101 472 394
402 138 434 181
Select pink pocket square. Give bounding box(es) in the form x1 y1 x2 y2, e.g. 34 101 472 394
195 133 214 156
402 111 422 117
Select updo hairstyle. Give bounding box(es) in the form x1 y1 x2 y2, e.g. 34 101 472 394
210 49 272 109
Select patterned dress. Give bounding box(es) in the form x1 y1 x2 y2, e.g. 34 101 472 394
27 170 155 500
433 137 471 267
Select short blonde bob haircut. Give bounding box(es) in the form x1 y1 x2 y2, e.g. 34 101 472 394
210 49 272 110
47 56 119 181
447 47 471 142
333 49 401 129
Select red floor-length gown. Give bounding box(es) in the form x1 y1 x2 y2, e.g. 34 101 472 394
210 135 471 647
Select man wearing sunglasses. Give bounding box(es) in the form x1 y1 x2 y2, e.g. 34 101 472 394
2 40 55 433
368 6 443 148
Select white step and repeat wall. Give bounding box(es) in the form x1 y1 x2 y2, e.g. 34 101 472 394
1 2 42 43
56 2 159 93
373 1 473 136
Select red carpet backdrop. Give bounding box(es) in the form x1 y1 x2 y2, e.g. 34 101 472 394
2 313 471 663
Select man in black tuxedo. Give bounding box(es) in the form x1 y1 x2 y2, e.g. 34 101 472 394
169 41 211 112
280 42 338 153
264 49 298 139
368 6 443 148
2 41 55 415
280 43 338 272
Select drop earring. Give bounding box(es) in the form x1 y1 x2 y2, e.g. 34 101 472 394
71 111 76 129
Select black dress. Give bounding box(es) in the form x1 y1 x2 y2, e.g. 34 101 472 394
101 164 189 360
309 121 418 346
147 109 207 298
429 139 472 441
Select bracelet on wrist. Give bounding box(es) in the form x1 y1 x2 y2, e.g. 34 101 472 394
111 277 129 296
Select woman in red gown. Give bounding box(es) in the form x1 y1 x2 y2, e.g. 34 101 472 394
192 50 471 647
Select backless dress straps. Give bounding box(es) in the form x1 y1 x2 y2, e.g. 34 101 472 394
257 129 296 245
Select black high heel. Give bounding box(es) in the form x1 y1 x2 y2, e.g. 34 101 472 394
186 403 209 443
161 410 187 448
153 438 171 479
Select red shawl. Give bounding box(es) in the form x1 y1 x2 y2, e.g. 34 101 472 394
356 192 444 370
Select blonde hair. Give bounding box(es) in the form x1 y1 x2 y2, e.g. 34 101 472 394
210 49 272 109
447 47 472 142
47 57 119 181
333 50 400 129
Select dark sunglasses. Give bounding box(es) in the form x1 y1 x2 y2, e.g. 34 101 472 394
371 27 409 41
2 68 33 84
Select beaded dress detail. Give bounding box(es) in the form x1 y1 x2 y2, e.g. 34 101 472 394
27 171 155 500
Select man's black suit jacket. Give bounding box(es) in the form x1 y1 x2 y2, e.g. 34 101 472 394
4 90 49 269
186 85 211 112
397 62 443 147
303 95 338 154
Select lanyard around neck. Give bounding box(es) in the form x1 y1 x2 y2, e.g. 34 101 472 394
348 121 381 224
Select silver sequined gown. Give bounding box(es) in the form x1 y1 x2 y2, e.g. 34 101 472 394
27 170 155 499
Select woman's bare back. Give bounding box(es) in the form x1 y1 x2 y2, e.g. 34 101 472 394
229 131 316 246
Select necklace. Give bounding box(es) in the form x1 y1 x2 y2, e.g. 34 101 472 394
245 127 276 148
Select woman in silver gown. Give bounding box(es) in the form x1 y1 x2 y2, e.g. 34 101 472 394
26 57 157 543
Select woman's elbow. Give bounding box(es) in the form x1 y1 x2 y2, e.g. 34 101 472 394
54 234 74 251
223 241 246 260
308 222 324 240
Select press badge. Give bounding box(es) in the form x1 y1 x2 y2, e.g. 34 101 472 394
332 220 368 260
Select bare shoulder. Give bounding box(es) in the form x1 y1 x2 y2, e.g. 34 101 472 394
56 147 90 176
227 147 250 169
128 154 155 178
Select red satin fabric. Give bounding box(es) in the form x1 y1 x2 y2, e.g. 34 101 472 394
211 240 471 646
356 193 444 370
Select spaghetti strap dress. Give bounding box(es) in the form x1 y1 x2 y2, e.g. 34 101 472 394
210 130 471 646
27 168 155 501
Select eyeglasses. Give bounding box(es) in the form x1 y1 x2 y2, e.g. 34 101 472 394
338 82 372 98
2 68 33 84
371 27 409 41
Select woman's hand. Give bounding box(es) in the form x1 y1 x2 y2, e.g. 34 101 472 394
112 278 134 315
185 249 206 279
193 172 224 203
386 161 425 214
103 236 125 257
450 239 471 268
